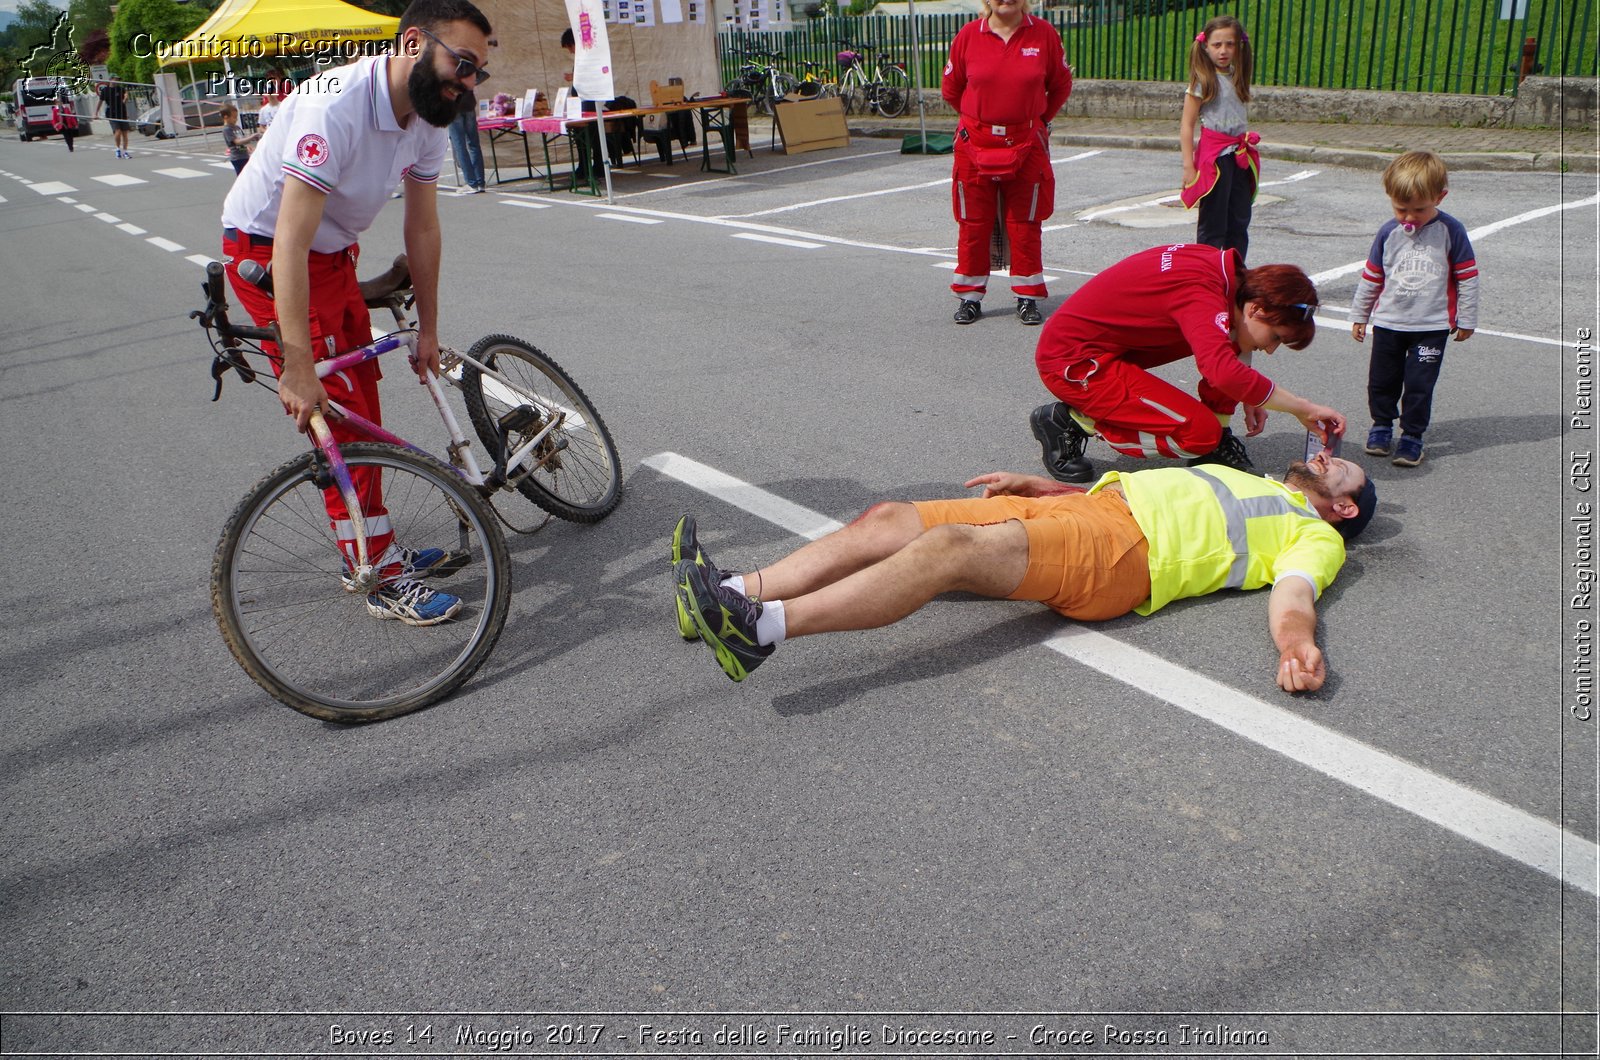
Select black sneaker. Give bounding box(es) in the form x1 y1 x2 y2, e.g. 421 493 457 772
1016 298 1043 325
676 557 773 682
1029 403 1094 483
1187 427 1261 476
954 299 982 325
670 514 723 642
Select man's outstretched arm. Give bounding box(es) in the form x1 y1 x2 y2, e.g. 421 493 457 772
1268 576 1326 692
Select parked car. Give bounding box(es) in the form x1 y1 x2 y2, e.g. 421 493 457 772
137 89 261 137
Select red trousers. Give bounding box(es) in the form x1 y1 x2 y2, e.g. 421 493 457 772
950 127 1054 299
223 233 393 568
1040 353 1234 460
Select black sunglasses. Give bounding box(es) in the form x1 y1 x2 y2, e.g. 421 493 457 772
419 28 489 86
1288 302 1318 320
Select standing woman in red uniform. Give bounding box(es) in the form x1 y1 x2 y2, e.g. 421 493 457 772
941 0 1071 327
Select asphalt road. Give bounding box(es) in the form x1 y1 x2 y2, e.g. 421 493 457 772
1 128 1597 1057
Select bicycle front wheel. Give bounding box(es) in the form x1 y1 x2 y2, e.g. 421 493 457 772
212 443 511 723
872 66 911 118
460 334 624 524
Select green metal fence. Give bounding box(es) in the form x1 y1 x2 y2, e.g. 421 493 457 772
719 1 1596 98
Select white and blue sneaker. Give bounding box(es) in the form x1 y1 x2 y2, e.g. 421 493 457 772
341 544 462 592
366 579 462 625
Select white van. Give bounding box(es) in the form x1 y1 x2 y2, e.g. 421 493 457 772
12 76 92 141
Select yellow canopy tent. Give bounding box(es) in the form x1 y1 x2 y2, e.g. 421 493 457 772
158 0 399 66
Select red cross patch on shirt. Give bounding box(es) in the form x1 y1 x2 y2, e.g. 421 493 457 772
297 133 330 167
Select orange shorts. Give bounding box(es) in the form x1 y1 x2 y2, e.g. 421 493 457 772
912 490 1151 621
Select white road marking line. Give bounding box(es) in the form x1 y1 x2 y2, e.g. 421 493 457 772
733 232 824 249
186 254 214 268
75 203 97 213
94 212 121 223
501 199 552 209
1041 222 1079 232
209 161 236 170
117 222 146 235
642 451 844 540
147 236 184 252
92 173 146 187
30 181 76 195
931 260 1059 283
1046 627 1598 896
644 449 1599 897
721 176 953 219
721 156 1102 221
1078 169 1318 222
597 212 664 224
153 167 210 179
1259 168 1320 187
55 196 71 203
1310 304 1568 347
1310 194 1600 285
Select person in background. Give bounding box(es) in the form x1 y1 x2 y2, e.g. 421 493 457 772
940 0 1072 327
220 102 258 175
447 89 487 194
51 83 79 152
1180 14 1258 260
95 76 133 158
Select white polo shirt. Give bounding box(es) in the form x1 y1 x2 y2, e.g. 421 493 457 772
221 56 446 254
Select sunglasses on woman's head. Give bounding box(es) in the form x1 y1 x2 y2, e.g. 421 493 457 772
1288 302 1318 320
419 28 490 85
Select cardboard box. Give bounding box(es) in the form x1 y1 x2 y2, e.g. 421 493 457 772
774 96 849 155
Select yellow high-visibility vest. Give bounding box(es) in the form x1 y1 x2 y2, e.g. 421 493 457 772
1090 465 1346 615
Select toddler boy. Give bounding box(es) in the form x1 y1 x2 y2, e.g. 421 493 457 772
1351 149 1479 467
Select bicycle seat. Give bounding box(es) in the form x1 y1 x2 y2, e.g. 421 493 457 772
359 254 412 308
233 254 412 309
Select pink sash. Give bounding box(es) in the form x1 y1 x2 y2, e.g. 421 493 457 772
1182 127 1259 209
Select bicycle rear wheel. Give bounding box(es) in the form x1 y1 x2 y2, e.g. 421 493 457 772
459 334 623 524
872 66 911 118
212 443 511 723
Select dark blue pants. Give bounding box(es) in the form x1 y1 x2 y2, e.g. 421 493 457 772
1368 326 1449 438
1195 156 1254 262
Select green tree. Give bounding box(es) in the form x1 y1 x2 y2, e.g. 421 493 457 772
107 0 207 84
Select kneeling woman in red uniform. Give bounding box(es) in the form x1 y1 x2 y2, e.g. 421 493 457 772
942 0 1071 327
1029 243 1345 483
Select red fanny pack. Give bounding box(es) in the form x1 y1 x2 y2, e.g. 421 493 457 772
961 121 1037 179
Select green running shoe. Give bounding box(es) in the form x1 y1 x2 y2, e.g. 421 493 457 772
676 557 772 682
670 514 726 641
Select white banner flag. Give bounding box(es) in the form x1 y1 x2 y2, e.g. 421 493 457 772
564 0 616 102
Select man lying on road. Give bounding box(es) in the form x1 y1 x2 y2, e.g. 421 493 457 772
671 453 1376 693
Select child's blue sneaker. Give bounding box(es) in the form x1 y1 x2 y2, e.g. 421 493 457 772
1364 425 1394 456
1392 435 1425 467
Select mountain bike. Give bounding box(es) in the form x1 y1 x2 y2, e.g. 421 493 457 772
835 41 910 118
194 256 622 723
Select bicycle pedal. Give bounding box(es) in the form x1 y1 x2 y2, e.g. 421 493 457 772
498 404 543 434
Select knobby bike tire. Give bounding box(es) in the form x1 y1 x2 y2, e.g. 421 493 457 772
458 334 624 524
212 443 512 723
872 66 911 118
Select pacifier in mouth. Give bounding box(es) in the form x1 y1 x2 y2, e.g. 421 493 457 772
1399 221 1417 235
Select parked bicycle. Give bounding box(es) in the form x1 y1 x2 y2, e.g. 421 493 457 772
194 256 622 723
836 41 911 118
731 49 799 116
